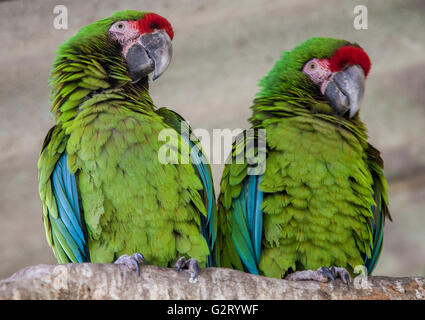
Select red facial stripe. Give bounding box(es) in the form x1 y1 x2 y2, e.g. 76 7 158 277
329 46 371 77
136 13 174 40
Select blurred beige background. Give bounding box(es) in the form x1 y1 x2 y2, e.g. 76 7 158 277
0 0 424 279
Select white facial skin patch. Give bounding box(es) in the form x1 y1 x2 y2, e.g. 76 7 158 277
302 58 333 94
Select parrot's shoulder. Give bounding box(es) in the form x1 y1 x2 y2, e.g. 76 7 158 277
40 125 67 156
366 142 391 219
155 107 186 127
154 107 194 140
365 142 384 169
38 125 68 190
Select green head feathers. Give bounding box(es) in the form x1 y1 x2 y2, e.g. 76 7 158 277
49 10 173 123
56 10 148 57
258 37 349 99
252 37 370 126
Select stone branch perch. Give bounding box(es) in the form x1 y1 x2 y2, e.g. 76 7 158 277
0 263 424 300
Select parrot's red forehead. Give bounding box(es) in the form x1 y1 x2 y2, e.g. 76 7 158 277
132 13 174 40
329 46 371 77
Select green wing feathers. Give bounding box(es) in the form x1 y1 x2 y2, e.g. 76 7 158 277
39 93 213 267
156 107 217 266
216 117 390 278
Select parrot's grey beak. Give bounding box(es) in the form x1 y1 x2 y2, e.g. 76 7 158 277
323 65 365 118
125 30 172 83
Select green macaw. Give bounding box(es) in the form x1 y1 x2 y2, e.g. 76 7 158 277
38 10 216 281
215 37 391 285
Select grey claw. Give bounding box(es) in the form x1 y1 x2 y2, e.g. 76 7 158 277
330 266 352 289
188 258 199 283
174 256 186 272
134 253 146 264
286 266 351 285
345 279 351 290
174 257 199 283
342 272 351 290
131 258 140 277
114 253 145 277
320 267 335 281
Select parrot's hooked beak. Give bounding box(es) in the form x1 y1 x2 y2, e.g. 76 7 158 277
322 65 365 119
125 30 172 83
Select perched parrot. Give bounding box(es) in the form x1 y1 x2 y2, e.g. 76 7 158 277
215 37 391 285
38 10 216 281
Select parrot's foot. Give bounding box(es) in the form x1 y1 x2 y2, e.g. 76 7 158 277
174 256 199 283
285 266 351 289
114 253 145 277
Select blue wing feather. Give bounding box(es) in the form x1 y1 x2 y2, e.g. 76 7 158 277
50 216 85 262
253 175 263 264
231 174 264 273
51 153 89 262
247 176 256 236
363 189 385 274
52 162 85 247
69 172 81 225
232 186 258 274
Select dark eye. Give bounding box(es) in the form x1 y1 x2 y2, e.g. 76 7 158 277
115 22 125 31
307 61 317 70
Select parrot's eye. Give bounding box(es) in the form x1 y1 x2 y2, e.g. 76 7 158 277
302 58 331 86
307 61 317 71
111 21 127 32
